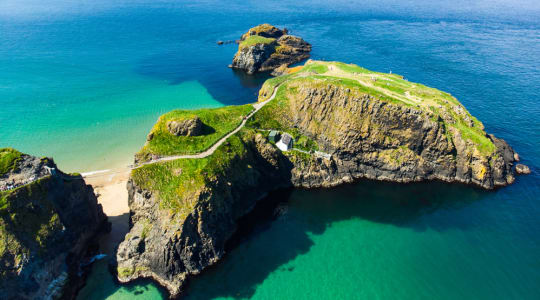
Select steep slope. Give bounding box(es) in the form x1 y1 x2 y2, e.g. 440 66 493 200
0 148 107 300
250 60 516 188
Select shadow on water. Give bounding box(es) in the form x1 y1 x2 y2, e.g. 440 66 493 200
135 48 271 106
183 179 492 299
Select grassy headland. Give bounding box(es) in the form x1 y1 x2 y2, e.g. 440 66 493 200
135 104 253 162
251 60 495 155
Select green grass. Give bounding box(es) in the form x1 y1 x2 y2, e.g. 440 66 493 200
0 148 22 176
132 131 253 220
334 61 373 74
294 135 319 152
136 104 253 162
254 60 497 155
239 35 276 49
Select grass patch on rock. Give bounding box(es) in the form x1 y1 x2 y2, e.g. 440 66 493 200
0 148 22 176
132 131 252 220
239 35 276 49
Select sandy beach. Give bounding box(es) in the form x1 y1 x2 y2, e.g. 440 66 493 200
83 168 131 254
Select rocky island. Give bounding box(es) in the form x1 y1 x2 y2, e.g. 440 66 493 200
230 24 312 74
0 148 107 300
116 60 521 297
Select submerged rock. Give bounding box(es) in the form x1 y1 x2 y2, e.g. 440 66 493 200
0 148 108 300
230 24 311 74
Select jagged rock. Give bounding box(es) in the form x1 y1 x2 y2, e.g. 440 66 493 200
0 149 108 300
167 117 203 137
515 164 531 174
231 24 311 74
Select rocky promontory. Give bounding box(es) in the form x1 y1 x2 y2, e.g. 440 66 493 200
116 60 521 297
230 24 311 74
0 148 107 300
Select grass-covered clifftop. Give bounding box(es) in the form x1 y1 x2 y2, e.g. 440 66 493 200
136 105 253 162
0 148 23 176
132 130 253 220
239 35 276 49
254 60 496 155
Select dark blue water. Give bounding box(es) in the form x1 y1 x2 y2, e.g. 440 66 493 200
1 1 538 299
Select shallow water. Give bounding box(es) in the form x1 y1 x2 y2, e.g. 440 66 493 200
1 1 539 299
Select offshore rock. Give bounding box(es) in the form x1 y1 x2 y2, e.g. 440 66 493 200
231 24 311 74
515 164 531 174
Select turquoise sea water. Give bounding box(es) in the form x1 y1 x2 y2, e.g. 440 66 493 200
1 1 539 299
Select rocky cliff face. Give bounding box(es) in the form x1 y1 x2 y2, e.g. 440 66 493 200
116 132 292 296
260 82 516 189
230 24 311 74
0 149 107 300
116 61 519 297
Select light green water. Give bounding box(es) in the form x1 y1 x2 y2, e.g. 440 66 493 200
1 79 222 172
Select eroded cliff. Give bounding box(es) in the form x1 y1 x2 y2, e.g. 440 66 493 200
0 149 107 300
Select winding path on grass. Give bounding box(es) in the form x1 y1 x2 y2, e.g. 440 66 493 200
132 85 280 169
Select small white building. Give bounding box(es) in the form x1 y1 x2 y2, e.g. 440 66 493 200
276 133 293 151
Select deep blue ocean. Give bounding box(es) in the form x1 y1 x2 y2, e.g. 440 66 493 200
1 1 539 299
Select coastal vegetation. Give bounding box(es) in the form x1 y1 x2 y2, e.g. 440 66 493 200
135 104 253 162
252 60 496 155
239 35 275 49
132 130 252 220
0 148 22 176
231 24 311 74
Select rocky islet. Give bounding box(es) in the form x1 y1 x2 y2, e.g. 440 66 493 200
230 24 312 74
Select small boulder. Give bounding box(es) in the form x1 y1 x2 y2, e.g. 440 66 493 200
167 117 204 136
514 153 520 162
515 164 531 175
